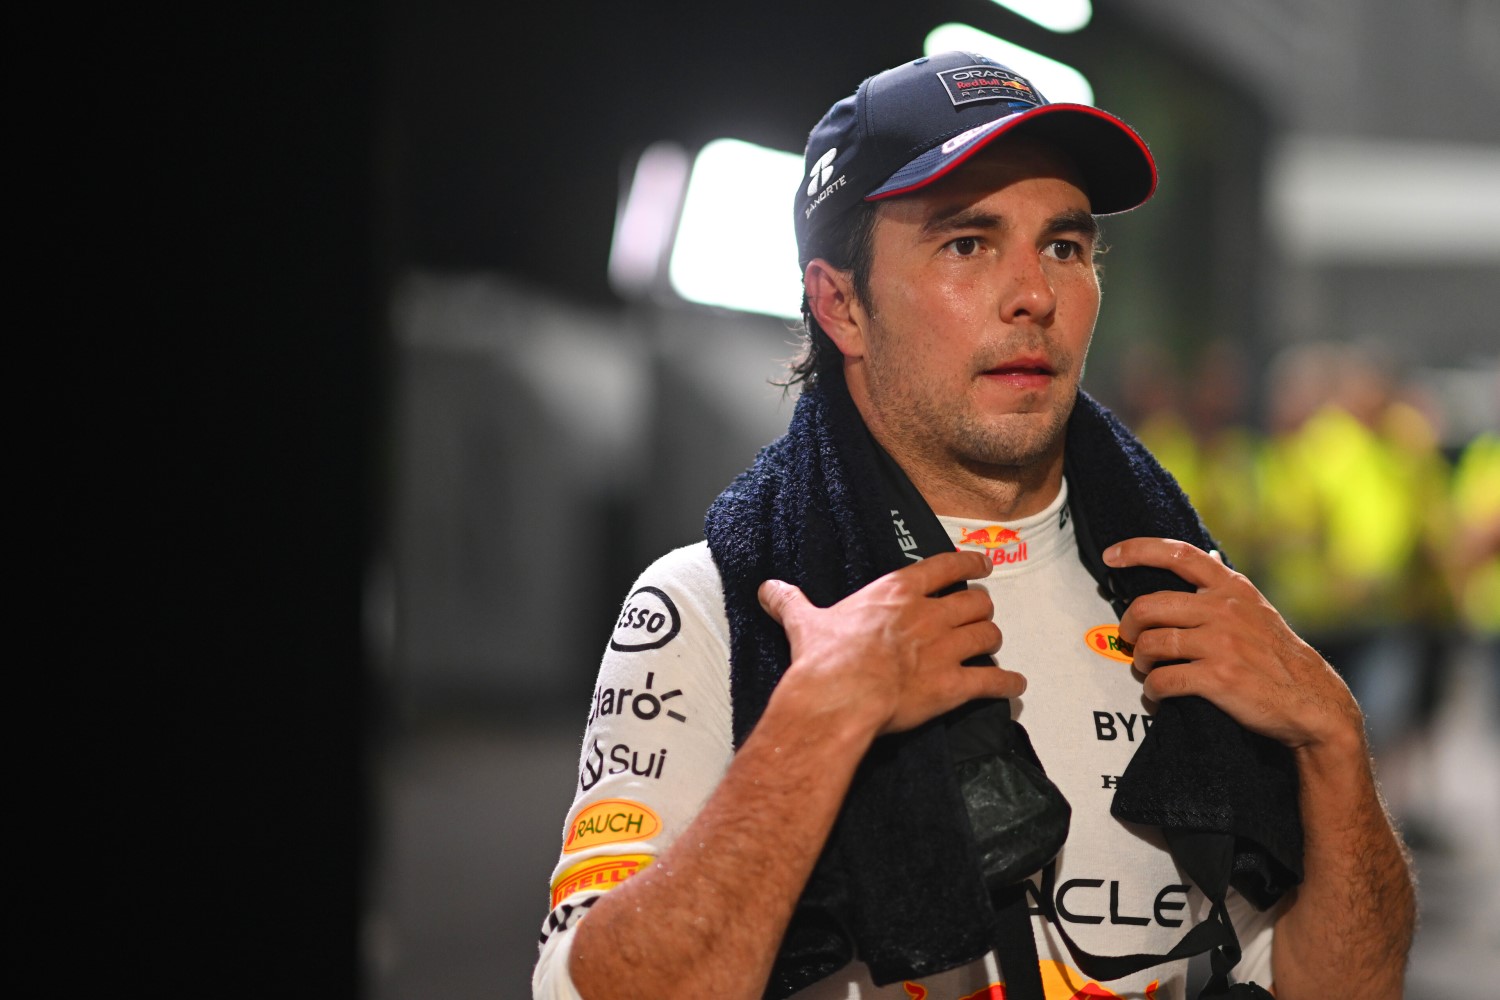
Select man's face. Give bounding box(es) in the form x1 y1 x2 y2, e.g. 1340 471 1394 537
844 137 1101 487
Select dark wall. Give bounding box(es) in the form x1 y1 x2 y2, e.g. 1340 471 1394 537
36 5 382 996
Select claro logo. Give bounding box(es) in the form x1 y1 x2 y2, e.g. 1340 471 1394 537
611 587 681 652
563 799 662 853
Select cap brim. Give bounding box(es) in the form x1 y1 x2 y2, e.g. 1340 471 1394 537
866 103 1157 216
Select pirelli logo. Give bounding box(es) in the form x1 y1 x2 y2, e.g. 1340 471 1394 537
550 854 654 907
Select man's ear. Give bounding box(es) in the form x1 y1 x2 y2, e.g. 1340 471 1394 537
803 259 867 359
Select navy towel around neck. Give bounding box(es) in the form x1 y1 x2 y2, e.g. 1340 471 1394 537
704 371 1302 996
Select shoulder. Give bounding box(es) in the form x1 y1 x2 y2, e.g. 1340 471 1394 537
632 541 722 596
601 543 731 699
608 542 726 653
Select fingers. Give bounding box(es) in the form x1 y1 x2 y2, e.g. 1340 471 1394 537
1103 537 1231 589
1126 625 1214 673
939 618 1003 662
760 553 993 628
1117 590 1209 644
936 583 996 628
898 549 992 594
1139 660 1205 703
961 662 1028 701
757 578 808 625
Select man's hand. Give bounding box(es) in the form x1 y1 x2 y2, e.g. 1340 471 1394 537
758 549 1024 737
1104 537 1362 752
1104 536 1415 999
566 552 1021 999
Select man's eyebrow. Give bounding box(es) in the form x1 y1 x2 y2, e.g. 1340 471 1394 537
1045 209 1101 241
916 206 1101 241
918 207 1005 239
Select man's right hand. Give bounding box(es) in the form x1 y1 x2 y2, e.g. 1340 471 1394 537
757 549 1023 737
562 550 1020 1000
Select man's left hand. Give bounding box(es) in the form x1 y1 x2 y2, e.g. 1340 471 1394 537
1104 537 1363 753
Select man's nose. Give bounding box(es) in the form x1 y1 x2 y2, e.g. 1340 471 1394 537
998 250 1057 325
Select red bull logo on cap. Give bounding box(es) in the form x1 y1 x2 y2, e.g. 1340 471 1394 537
956 525 1029 566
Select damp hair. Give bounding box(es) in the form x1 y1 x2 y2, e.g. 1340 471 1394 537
775 201 879 388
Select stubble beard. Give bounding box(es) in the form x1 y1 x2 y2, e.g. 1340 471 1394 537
863 336 1081 475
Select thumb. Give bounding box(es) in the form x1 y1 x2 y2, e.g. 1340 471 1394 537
757 578 808 625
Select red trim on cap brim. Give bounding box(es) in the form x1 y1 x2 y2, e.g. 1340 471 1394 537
866 103 1158 214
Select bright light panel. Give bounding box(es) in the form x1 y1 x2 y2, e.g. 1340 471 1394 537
1268 136 1500 262
988 0 1091 33
925 23 1094 105
668 138 804 320
609 141 691 296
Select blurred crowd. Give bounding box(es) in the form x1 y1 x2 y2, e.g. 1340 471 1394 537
1115 338 1499 849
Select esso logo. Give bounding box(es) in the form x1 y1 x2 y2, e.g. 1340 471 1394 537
610 586 682 652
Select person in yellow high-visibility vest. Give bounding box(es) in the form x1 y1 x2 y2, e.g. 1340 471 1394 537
1127 338 1267 586
1255 345 1450 743
1448 430 1500 638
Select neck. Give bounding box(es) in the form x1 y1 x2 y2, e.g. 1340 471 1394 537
893 443 1065 522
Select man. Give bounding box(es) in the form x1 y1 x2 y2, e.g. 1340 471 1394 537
533 51 1414 999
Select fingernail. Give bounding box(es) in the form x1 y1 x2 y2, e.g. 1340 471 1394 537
1103 545 1121 565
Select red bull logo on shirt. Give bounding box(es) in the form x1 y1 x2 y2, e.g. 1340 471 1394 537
957 525 1028 566
1085 625 1134 663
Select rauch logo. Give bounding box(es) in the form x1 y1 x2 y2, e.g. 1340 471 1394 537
563 799 662 853
1085 625 1134 663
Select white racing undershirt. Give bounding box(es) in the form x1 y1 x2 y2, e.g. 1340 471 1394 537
532 479 1278 1000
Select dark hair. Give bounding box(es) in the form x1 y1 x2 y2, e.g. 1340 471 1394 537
777 201 879 387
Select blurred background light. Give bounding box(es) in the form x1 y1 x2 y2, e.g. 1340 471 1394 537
987 0 1092 34
925 23 1095 105
608 140 692 297
667 137 804 320
1267 136 1500 262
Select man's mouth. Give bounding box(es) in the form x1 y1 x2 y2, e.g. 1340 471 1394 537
982 356 1056 387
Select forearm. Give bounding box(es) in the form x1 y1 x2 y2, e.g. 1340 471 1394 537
1271 727 1416 999
567 676 877 1000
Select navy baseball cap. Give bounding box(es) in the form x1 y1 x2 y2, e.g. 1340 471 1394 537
795 50 1157 267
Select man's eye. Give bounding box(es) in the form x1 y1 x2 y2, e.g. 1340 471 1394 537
1046 240 1081 261
949 236 981 256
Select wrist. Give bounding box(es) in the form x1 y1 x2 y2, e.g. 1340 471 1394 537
759 664 884 764
1292 713 1370 786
